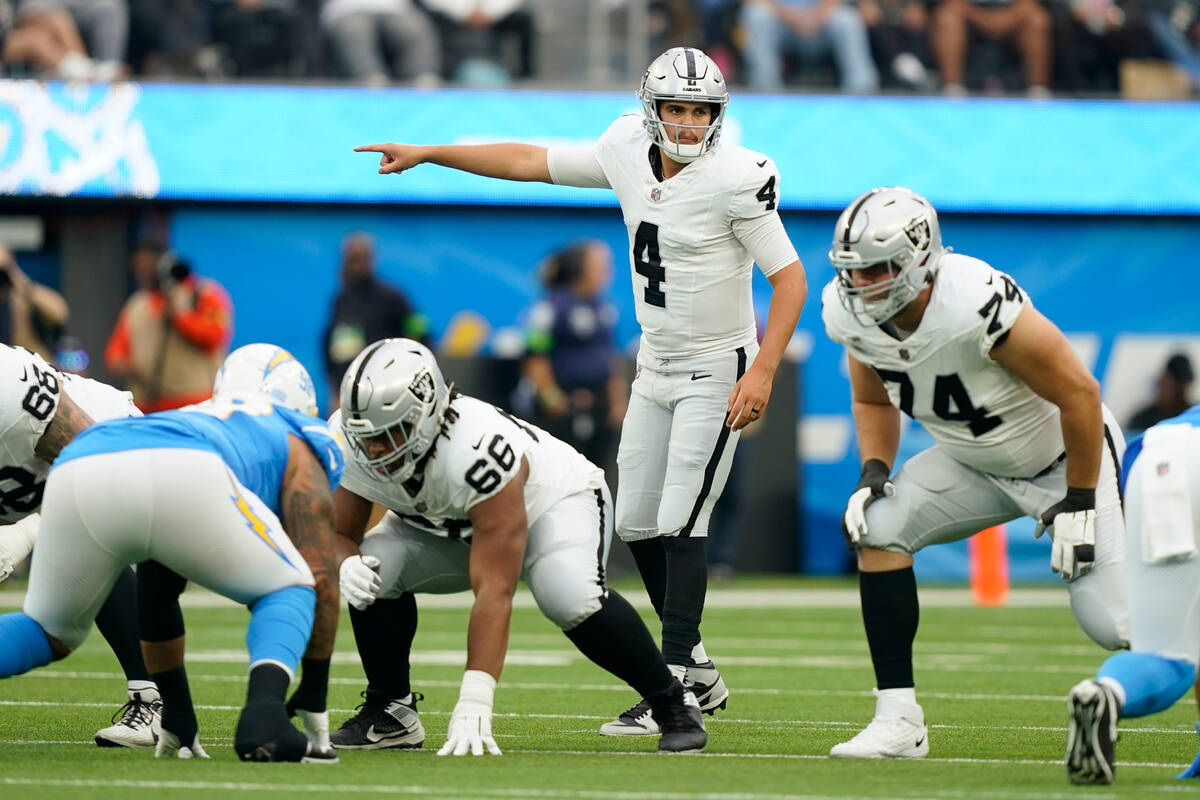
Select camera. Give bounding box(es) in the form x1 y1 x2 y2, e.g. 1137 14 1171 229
155 251 191 287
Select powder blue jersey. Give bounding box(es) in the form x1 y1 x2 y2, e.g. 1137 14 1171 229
55 396 343 515
1121 404 1200 491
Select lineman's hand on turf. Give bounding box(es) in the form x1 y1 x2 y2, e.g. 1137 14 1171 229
439 670 501 756
841 459 895 549
339 554 381 610
354 143 425 175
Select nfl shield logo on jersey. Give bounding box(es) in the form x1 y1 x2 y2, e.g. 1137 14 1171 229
898 348 911 361
650 187 662 202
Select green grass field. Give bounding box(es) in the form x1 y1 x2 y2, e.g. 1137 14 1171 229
0 578 1195 800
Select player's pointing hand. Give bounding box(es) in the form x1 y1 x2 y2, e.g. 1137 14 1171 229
354 143 424 175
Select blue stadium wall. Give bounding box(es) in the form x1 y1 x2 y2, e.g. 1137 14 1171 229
4 80 1199 580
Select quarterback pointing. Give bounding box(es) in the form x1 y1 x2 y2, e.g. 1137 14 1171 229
328 338 707 754
822 187 1129 758
355 46 807 733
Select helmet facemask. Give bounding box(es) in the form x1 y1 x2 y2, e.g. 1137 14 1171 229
638 47 729 164
340 340 449 483
829 188 943 326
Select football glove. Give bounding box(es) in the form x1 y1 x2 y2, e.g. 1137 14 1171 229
1034 487 1096 581
439 670 501 756
156 729 210 759
842 459 895 549
0 513 40 584
339 554 381 610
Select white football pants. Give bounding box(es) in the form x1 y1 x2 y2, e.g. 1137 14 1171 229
862 406 1130 650
615 343 755 542
364 485 613 630
27 449 312 649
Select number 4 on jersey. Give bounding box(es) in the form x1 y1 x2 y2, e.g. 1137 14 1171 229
633 221 666 308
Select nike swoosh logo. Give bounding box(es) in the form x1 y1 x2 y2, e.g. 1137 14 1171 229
915 736 925 747
756 159 767 168
985 275 994 285
472 435 484 450
690 373 712 381
365 725 401 743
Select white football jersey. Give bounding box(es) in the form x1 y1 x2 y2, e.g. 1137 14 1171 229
822 254 1064 478
332 395 606 539
547 115 798 360
0 345 139 523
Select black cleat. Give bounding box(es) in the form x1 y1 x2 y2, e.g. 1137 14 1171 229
330 691 425 750
235 701 309 763
652 688 707 753
1066 679 1121 785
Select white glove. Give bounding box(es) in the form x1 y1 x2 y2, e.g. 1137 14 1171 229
842 460 896 547
339 554 381 610
1036 508 1097 581
0 513 40 584
438 669 501 756
155 729 210 759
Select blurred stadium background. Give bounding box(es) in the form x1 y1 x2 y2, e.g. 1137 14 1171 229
1 0 1198 585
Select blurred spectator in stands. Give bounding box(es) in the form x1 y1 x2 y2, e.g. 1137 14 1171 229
10 0 125 77
1050 0 1154 92
321 0 440 85
105 238 233 412
647 0 702 55
697 0 744 78
931 0 1053 96
859 0 935 88
0 245 68 362
211 0 316 78
3 0 124 79
520 240 627 475
1148 0 1200 90
126 0 220 78
739 0 880 92
421 0 534 85
322 232 430 409
1127 352 1195 432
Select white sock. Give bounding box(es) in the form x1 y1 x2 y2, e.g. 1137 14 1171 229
690 642 709 665
667 664 687 682
127 680 157 694
1097 677 1127 708
877 687 918 707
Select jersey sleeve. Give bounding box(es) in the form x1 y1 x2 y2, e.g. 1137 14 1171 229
970 267 1028 359
546 144 610 189
729 154 796 276
819 280 851 347
445 415 534 513
0 347 62 465
282 408 344 489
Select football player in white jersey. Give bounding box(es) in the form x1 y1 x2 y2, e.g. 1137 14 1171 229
0 343 162 748
327 338 707 755
354 46 807 733
821 187 1130 759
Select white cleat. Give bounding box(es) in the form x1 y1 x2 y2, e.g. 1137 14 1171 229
599 698 660 736
830 690 929 759
95 688 162 748
155 729 210 759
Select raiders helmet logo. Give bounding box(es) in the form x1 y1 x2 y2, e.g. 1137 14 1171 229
408 370 435 403
904 218 931 249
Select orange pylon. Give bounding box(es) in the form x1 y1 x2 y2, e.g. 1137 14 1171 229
969 525 1009 607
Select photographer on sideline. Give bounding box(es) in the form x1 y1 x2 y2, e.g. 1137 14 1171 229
0 244 69 362
105 238 234 412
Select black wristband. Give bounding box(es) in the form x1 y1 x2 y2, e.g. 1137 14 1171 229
857 458 891 490
1063 487 1096 511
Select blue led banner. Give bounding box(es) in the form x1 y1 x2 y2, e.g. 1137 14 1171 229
1 79 1197 214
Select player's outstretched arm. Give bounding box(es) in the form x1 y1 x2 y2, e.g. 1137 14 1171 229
439 458 530 757
281 434 340 661
33 389 95 463
354 142 552 182
333 485 382 611
991 304 1102 490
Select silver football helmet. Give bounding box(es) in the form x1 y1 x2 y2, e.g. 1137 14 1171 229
829 187 944 325
638 46 729 164
212 343 318 416
339 338 450 482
